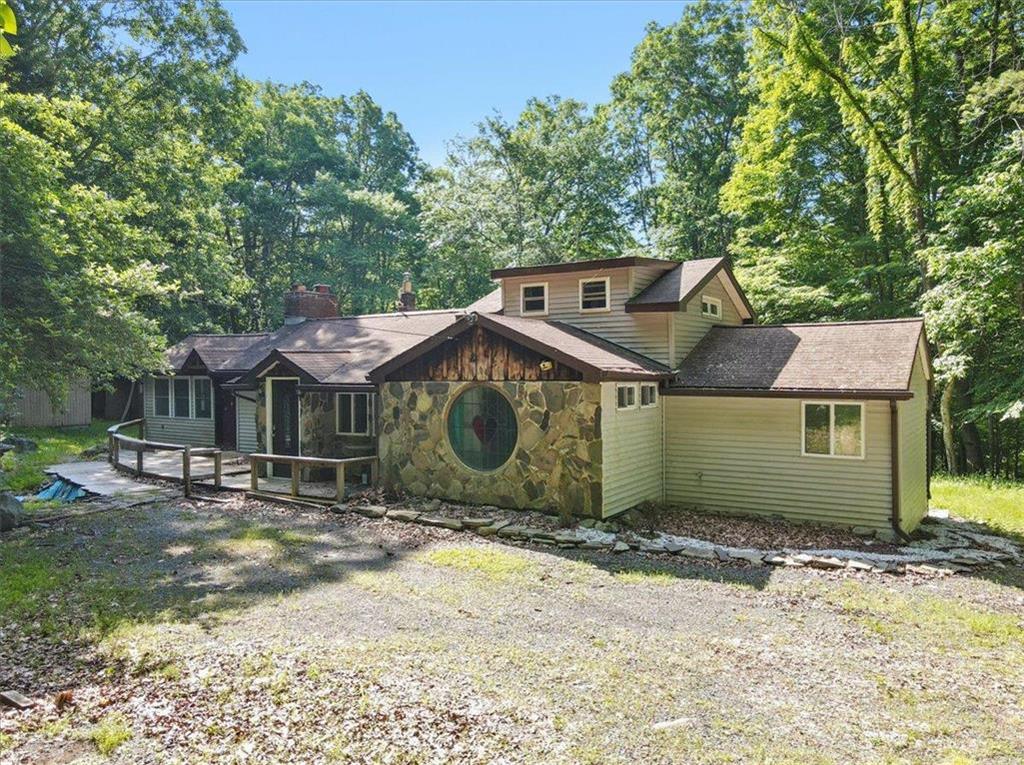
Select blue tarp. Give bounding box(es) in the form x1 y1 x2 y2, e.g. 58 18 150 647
30 479 87 503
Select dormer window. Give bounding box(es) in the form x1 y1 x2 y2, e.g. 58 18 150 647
520 283 548 315
579 277 610 312
701 295 722 319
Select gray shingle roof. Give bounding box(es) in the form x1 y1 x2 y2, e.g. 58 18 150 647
466 287 503 313
672 319 926 394
482 314 672 380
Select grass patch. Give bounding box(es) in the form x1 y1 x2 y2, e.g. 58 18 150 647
0 733 12 752
931 475 1024 536
613 568 678 585
421 546 536 582
0 420 115 493
831 580 1024 651
212 524 315 558
88 713 132 755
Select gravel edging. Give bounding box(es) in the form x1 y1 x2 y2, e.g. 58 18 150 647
332 501 1023 577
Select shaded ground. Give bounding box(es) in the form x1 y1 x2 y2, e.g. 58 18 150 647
1 494 1023 764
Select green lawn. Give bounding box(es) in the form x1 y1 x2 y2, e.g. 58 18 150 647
931 475 1024 536
0 420 115 493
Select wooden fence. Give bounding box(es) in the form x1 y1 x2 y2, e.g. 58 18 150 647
248 453 378 503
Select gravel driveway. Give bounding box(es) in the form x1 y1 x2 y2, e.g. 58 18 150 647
1 494 1022 763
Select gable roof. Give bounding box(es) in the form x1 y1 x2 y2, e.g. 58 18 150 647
166 333 275 373
669 318 927 399
466 287 503 313
370 312 673 383
625 257 755 318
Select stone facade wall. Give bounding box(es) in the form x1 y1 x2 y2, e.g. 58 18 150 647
379 381 603 517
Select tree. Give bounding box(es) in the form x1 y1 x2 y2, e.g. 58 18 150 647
417 97 635 306
0 1 15 59
0 90 167 406
611 0 750 257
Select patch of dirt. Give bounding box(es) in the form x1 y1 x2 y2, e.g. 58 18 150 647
630 504 904 553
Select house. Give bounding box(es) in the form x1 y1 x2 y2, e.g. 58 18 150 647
147 259 932 535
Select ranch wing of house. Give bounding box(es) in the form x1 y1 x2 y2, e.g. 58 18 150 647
146 258 932 534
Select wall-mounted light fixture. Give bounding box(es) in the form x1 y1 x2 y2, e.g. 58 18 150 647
539 360 554 372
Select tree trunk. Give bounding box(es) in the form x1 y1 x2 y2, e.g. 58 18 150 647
940 380 958 475
962 422 985 474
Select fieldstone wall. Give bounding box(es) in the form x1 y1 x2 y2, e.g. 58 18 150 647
379 381 603 517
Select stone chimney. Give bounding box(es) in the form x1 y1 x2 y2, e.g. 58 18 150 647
397 272 416 312
284 283 338 324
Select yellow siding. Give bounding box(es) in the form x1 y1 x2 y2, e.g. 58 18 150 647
664 396 894 529
501 268 672 365
898 353 929 531
601 382 663 517
673 273 743 364
143 376 216 446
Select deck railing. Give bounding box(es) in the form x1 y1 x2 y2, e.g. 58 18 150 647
248 453 378 503
107 419 222 497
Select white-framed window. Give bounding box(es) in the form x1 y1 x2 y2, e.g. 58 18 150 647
802 401 864 459
640 383 658 408
701 295 722 319
520 283 548 315
616 383 638 410
337 392 373 435
154 376 214 420
579 277 611 312
154 378 170 417
172 378 192 419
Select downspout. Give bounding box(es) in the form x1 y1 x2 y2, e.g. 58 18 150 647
889 400 911 541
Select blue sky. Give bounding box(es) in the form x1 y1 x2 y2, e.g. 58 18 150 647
224 1 686 165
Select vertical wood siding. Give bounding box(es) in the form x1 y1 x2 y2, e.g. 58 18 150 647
501 268 672 365
673 273 743 364
9 382 92 427
601 382 663 517
897 353 929 531
142 376 216 446
664 396 894 529
235 393 259 453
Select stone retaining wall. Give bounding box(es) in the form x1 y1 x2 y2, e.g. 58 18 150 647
378 381 603 517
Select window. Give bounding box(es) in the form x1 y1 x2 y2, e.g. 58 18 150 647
194 378 213 419
802 402 864 458
154 378 170 417
337 392 372 435
173 378 191 419
640 383 658 408
701 295 722 319
616 384 637 410
520 283 548 315
447 386 517 471
153 375 213 419
579 277 610 312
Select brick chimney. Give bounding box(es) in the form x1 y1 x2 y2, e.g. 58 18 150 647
397 272 416 312
284 283 338 324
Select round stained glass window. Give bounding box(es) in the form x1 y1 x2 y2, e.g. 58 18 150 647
446 386 518 471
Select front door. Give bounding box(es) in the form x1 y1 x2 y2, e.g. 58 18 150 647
269 378 299 478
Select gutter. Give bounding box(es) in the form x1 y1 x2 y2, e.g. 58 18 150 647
889 400 911 541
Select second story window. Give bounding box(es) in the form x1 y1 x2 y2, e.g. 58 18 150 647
701 295 722 319
520 283 548 315
579 277 610 312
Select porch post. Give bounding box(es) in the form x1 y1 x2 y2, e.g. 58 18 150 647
250 457 259 491
336 463 345 501
213 452 222 489
290 461 300 497
182 446 192 498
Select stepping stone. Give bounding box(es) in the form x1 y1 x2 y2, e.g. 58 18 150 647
386 509 421 523
0 690 33 709
353 505 386 518
497 525 528 539
460 517 494 529
418 515 463 531
613 541 630 553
